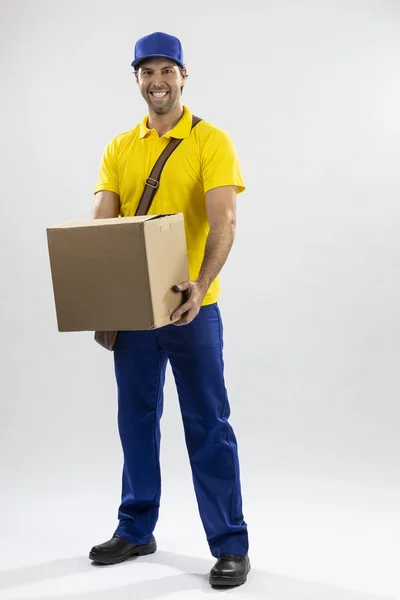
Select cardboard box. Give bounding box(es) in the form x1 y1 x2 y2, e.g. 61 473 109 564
47 214 189 332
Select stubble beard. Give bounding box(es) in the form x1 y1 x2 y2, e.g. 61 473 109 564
146 89 178 115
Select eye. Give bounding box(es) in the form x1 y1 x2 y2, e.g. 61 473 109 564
163 69 173 74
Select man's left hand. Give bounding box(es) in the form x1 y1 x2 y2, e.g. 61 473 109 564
171 280 207 326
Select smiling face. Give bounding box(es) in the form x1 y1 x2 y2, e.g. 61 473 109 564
135 57 186 115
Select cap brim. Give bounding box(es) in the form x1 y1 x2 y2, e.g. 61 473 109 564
131 54 184 68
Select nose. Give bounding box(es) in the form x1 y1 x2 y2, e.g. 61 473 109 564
152 71 165 88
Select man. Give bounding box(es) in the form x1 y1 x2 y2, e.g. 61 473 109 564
89 31 250 588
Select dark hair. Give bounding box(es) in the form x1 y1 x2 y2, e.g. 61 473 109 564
134 62 187 75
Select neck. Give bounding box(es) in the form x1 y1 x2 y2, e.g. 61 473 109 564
147 103 184 137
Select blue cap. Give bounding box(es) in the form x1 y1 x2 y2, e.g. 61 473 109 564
131 32 184 69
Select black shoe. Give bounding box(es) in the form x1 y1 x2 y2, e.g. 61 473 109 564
209 554 251 587
89 534 157 565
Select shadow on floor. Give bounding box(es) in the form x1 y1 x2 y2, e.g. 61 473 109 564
0 550 397 600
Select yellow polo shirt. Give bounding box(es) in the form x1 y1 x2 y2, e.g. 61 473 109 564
94 106 245 306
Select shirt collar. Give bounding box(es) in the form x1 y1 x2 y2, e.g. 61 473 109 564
139 106 193 139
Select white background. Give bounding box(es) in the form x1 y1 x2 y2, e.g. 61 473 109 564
0 1 399 599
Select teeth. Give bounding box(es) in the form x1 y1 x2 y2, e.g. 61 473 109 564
152 92 167 98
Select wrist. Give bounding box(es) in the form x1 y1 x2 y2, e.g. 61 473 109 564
196 276 209 297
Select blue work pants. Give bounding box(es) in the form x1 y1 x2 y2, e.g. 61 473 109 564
113 303 248 558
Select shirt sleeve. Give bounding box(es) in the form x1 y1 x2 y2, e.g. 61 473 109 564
94 138 120 195
201 128 246 195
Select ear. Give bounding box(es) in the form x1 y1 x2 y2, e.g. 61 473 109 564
181 67 187 86
134 71 139 85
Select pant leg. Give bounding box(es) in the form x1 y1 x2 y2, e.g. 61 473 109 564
159 303 249 558
113 329 167 545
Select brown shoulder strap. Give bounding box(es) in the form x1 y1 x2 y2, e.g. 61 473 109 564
135 115 202 216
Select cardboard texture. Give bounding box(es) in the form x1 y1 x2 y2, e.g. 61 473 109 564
47 214 189 332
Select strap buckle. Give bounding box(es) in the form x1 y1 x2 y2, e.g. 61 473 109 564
145 177 159 189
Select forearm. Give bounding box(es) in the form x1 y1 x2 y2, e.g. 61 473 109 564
196 221 236 294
